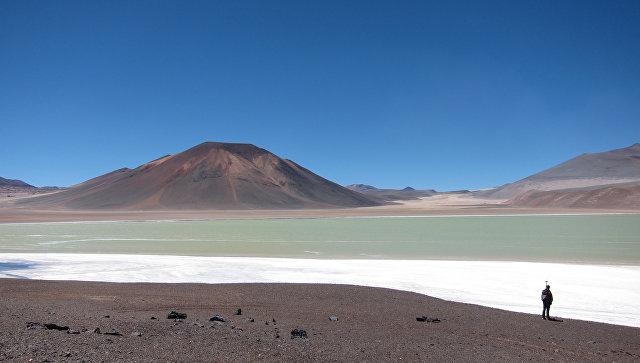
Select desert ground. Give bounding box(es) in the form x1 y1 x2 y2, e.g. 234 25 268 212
1 193 637 224
1 279 639 362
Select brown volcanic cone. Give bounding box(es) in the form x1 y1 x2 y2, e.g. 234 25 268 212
20 142 379 210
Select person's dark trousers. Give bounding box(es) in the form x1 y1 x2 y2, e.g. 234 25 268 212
542 303 551 319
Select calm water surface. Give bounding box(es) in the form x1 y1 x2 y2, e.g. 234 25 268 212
1 215 639 264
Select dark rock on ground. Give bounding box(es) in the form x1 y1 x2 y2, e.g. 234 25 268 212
167 311 187 319
235 308 242 315
210 315 226 322
43 323 69 331
26 322 41 330
291 329 308 339
416 316 440 323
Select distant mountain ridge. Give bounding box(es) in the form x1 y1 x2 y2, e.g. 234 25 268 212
346 184 436 201
20 142 380 210
481 143 640 199
0 177 34 188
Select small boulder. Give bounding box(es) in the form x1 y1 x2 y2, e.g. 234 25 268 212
26 322 42 330
291 329 308 339
103 330 122 336
235 308 242 315
131 331 142 337
43 323 69 331
67 330 80 335
416 316 440 323
329 316 339 321
209 315 226 322
167 311 187 320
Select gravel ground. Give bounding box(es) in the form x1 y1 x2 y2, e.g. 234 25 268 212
0 279 639 362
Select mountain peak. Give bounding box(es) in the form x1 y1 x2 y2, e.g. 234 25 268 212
346 184 379 192
21 142 380 210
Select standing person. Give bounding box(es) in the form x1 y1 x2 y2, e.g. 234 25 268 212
541 284 553 320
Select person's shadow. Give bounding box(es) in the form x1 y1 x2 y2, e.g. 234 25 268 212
548 317 564 322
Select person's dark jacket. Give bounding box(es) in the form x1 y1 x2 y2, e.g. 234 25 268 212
541 288 553 305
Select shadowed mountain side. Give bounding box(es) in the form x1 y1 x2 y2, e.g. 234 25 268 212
508 182 640 209
18 142 380 210
346 184 437 202
0 177 34 188
480 143 640 199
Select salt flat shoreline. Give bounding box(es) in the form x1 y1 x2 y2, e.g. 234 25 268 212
1 210 639 226
1 279 639 362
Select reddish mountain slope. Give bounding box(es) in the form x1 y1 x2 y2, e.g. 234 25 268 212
508 182 640 209
20 142 379 210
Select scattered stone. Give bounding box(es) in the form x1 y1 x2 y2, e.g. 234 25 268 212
62 352 71 358
67 330 80 335
103 330 122 336
329 316 339 321
272 318 276 324
93 328 101 334
209 315 226 322
43 323 69 331
235 308 242 315
167 311 187 320
416 316 441 323
104 315 110 318
26 322 42 330
150 316 157 320
130 331 142 337
291 329 308 339
249 318 255 323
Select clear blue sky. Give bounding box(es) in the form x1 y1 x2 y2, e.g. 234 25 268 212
2 1 639 190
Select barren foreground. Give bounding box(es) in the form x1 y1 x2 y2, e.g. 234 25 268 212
1 279 639 362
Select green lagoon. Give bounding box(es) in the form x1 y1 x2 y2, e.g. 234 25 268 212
1 215 639 264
